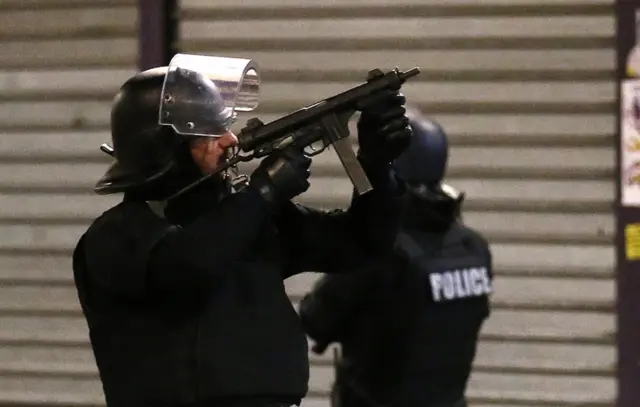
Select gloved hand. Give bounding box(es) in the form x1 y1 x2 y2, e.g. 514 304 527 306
357 89 412 165
248 146 311 206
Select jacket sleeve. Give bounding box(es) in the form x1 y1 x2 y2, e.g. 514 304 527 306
146 189 272 294
80 189 271 298
275 162 405 276
299 271 378 353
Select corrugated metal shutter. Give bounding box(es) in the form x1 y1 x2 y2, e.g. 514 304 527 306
0 0 138 405
179 1 617 407
0 1 616 406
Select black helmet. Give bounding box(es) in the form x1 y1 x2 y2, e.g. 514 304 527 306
95 67 181 195
393 107 449 188
94 66 235 199
393 108 464 225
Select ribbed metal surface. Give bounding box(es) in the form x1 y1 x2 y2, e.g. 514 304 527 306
0 1 136 406
0 0 616 406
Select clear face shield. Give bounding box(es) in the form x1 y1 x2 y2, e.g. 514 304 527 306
158 53 260 138
157 53 261 197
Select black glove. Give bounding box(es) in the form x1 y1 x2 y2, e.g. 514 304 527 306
357 89 412 165
248 146 311 206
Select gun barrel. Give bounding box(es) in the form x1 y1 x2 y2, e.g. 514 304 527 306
399 67 420 81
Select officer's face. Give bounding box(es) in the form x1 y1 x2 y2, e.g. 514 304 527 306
189 131 239 174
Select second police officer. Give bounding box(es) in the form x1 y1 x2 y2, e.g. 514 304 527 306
299 108 494 407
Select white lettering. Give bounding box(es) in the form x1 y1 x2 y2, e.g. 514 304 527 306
429 273 443 302
442 272 455 300
453 270 467 297
462 268 473 295
470 267 484 296
480 267 493 294
428 266 491 302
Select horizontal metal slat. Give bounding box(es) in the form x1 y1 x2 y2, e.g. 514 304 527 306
181 17 613 42
0 0 135 10
0 7 137 40
0 101 111 130
0 131 112 159
185 38 614 53
0 69 134 98
0 40 137 69
181 0 612 9
181 3 612 20
0 375 104 405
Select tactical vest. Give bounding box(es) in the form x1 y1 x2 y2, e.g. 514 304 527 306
394 223 493 304
335 222 492 407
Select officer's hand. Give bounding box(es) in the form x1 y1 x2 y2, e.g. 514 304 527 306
248 146 311 206
357 89 413 165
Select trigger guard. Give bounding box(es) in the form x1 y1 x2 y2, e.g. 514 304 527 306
304 141 327 157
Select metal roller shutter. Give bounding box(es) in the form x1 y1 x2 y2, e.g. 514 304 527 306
0 0 616 406
0 0 138 405
179 1 616 407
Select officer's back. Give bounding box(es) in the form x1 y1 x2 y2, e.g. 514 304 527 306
299 110 493 407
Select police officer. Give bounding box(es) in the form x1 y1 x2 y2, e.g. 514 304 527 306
299 109 493 407
72 58 412 407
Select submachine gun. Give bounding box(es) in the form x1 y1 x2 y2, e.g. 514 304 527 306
232 67 420 195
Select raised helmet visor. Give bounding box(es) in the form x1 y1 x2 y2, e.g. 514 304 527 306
158 53 261 137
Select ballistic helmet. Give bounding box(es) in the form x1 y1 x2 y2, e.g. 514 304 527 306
393 107 449 188
94 53 260 197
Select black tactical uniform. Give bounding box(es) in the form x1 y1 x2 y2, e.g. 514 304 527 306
72 56 412 407
299 111 493 407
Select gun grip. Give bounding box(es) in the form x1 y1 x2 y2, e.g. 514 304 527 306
320 113 373 195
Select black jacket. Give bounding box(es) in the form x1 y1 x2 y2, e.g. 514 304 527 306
72 166 402 407
299 193 493 407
